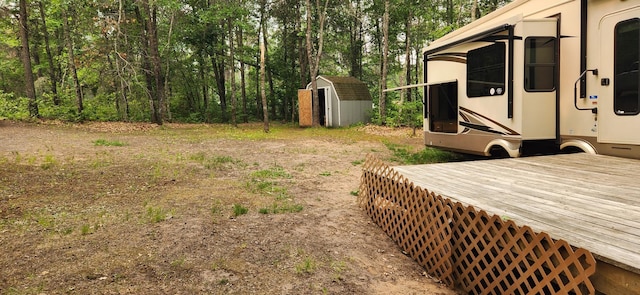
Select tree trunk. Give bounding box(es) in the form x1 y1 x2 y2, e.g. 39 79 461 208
164 11 175 122
305 0 330 127
18 0 39 118
211 55 227 121
402 9 412 105
228 18 237 127
141 0 164 125
379 0 390 125
237 26 248 123
62 8 83 117
38 1 58 105
260 32 269 133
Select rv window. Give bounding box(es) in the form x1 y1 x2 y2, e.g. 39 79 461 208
467 43 506 97
614 19 640 115
524 37 556 92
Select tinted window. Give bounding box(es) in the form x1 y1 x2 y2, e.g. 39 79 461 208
525 37 556 91
615 19 640 115
467 43 505 97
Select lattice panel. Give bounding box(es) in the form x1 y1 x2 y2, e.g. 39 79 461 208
358 155 597 294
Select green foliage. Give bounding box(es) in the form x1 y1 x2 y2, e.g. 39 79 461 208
258 202 303 214
295 257 317 274
93 139 127 147
0 0 512 125
146 206 173 223
0 92 29 120
385 142 463 165
250 166 292 179
189 152 242 170
232 204 248 216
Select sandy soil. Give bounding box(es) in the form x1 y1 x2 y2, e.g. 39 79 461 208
0 120 458 294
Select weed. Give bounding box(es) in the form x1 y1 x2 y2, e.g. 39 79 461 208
319 171 331 176
211 200 223 215
36 215 54 229
61 227 73 235
190 152 242 170
259 202 303 214
218 278 229 285
80 224 92 235
93 139 127 146
41 154 57 170
204 156 237 170
384 142 463 164
170 257 186 268
12 151 21 164
351 159 364 166
295 257 317 274
189 152 206 162
350 190 359 196
146 206 172 223
331 260 348 281
232 204 248 216
251 166 291 179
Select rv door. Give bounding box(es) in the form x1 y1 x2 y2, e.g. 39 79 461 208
518 18 558 140
598 8 640 145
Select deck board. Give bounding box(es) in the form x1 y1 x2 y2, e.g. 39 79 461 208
393 153 640 274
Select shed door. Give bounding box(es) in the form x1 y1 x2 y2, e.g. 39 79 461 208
598 9 640 145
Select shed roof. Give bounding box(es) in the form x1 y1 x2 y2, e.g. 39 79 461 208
315 76 373 101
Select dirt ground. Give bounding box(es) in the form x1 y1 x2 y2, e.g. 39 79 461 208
0 120 458 295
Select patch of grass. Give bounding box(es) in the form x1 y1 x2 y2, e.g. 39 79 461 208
295 257 317 274
258 202 303 214
249 165 304 215
204 155 237 170
80 224 92 235
232 204 248 217
331 260 348 281
350 190 359 196
40 154 58 170
218 278 229 285
93 139 127 147
250 166 292 179
170 256 187 268
146 206 172 223
384 142 462 164
351 159 364 166
319 171 331 176
211 200 223 215
190 152 242 170
36 214 54 229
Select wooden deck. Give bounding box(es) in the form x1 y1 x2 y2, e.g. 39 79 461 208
393 153 640 293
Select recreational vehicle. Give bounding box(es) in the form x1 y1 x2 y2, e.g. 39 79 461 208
422 0 640 158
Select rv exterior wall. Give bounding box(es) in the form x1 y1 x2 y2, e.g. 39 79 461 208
422 0 640 156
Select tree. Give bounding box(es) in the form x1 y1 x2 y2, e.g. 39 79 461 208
378 0 389 125
137 0 164 125
62 6 83 117
38 0 59 105
305 0 330 127
18 0 38 117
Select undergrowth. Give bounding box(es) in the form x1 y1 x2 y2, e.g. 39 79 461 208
384 142 464 164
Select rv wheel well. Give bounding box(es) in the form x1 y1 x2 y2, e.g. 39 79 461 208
560 140 597 155
485 139 521 158
560 146 585 154
488 145 511 159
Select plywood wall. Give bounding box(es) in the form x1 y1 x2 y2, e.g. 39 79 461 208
298 89 312 127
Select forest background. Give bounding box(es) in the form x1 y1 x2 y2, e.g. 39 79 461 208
0 0 510 127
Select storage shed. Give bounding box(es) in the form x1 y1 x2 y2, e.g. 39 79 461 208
299 76 373 127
